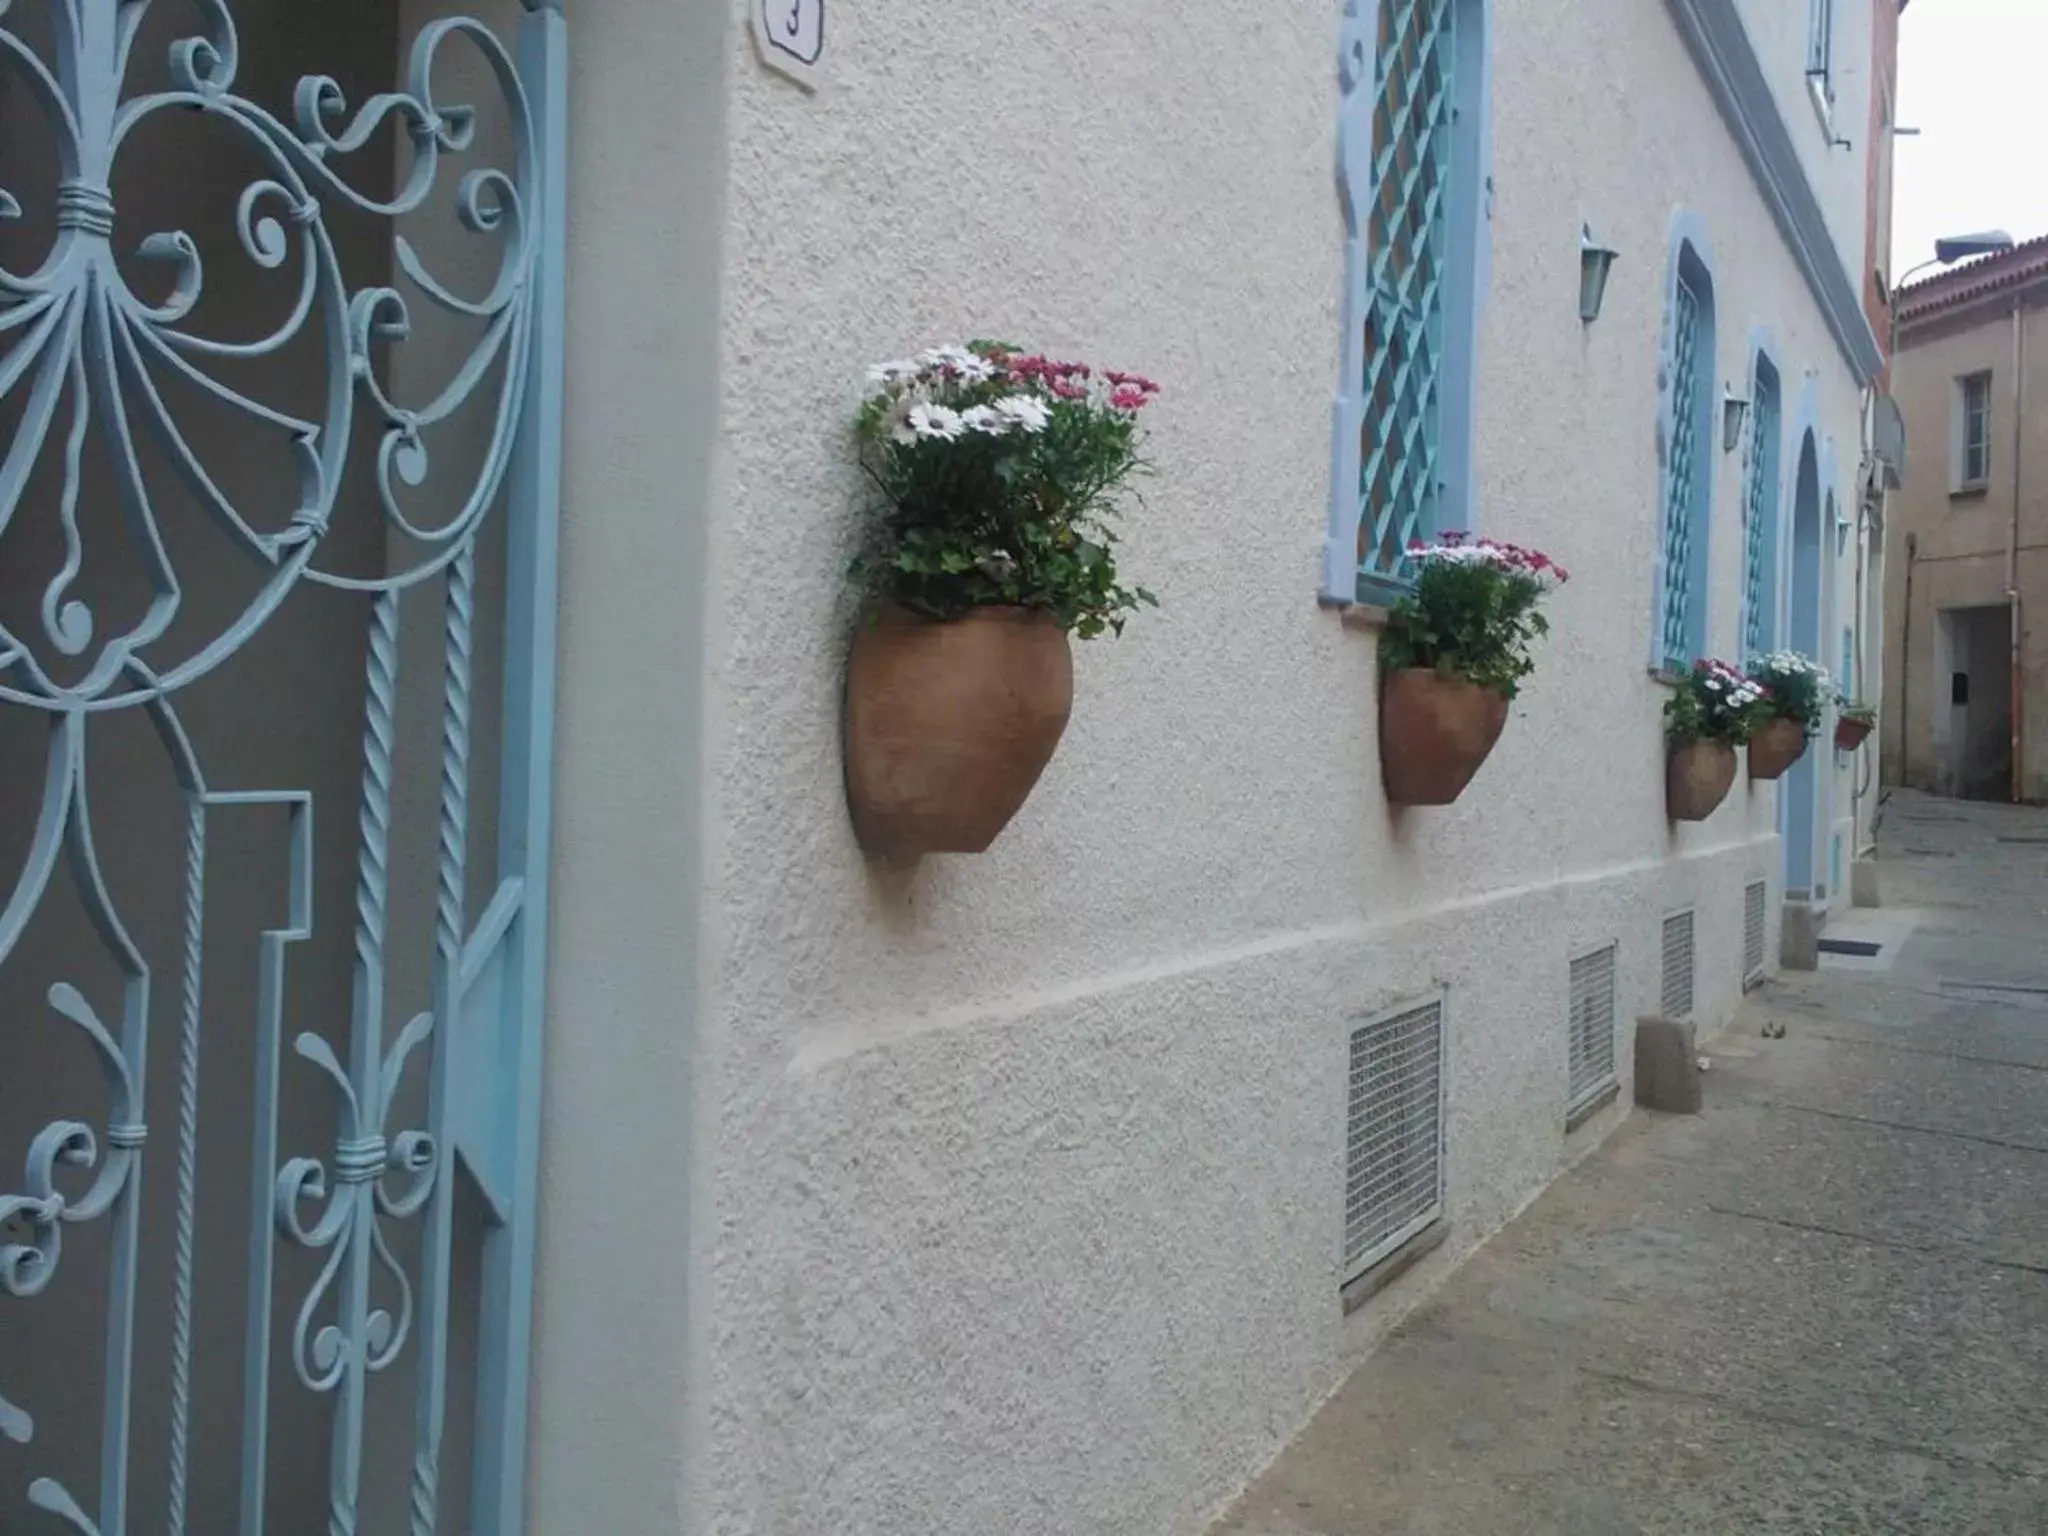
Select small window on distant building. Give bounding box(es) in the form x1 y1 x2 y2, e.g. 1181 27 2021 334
1957 372 1992 490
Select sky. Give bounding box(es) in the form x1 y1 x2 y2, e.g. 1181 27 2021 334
1892 0 2048 276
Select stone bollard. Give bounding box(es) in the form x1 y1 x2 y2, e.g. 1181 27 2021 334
1781 899 1821 972
1635 1017 1702 1114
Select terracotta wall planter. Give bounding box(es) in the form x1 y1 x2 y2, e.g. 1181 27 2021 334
1667 740 1737 822
1745 716 1808 781
1379 668 1510 806
844 604 1073 856
1835 715 1875 752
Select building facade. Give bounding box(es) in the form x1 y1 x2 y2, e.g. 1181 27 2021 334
1885 242 2048 803
0 2 1893 1534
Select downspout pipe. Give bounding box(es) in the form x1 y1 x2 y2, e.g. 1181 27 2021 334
1854 388 1872 840
1903 531 1917 785
2011 298 2026 803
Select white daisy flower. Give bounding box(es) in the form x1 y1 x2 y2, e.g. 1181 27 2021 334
916 345 997 384
958 405 1011 436
866 359 921 388
907 402 965 441
885 398 920 445
993 394 1051 433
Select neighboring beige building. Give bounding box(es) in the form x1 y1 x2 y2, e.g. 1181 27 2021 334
0 2 1895 1534
1885 241 2048 802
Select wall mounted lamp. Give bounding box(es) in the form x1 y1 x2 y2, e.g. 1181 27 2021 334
1579 225 1619 322
1721 386 1750 454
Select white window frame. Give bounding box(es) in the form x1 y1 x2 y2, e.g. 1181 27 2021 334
1806 0 1836 117
1953 371 1993 493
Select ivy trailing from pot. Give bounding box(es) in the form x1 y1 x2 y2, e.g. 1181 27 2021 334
1376 535 1568 805
1665 660 1767 821
843 342 1160 856
1743 650 1830 781
1835 699 1877 752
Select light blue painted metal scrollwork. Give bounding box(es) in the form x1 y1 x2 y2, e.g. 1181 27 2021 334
0 2 568 1533
0 0 543 714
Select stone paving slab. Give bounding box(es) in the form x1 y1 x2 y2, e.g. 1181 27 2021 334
1682 1096 2048 1271
1212 792 2048 1536
1727 1036 2048 1155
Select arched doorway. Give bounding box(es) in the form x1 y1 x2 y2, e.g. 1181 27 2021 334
1784 433 1825 904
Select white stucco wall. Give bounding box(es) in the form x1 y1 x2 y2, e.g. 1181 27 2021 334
1733 0 1875 276
528 1 1874 1532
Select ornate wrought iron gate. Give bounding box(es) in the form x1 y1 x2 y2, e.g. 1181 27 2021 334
0 2 566 1530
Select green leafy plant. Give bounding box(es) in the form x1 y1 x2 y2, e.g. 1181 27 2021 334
1666 659 1770 746
851 342 1159 638
1378 536 1568 697
1746 650 1831 732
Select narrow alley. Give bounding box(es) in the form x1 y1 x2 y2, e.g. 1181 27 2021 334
1219 790 2048 1535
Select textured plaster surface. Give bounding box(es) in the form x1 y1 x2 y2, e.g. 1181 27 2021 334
1732 0 1875 273
1215 791 2048 1535
647 1 1877 1533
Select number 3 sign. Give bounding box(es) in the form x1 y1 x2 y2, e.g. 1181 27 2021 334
752 0 826 90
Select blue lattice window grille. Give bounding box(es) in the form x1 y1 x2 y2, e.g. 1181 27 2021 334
1742 355 1783 658
1325 0 1490 605
1654 229 1717 673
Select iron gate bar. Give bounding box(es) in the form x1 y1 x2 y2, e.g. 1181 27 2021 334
0 1 567 1531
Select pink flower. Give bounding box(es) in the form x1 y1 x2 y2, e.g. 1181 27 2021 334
1051 378 1088 400
1107 370 1162 394
1111 387 1149 411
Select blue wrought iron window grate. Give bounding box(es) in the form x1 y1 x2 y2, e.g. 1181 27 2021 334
1351 0 1457 600
1660 270 1707 672
1742 366 1782 658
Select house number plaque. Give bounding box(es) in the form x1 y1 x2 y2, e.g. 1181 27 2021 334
753 0 826 90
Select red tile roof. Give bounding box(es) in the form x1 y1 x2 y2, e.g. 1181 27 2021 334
1895 234 2048 331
